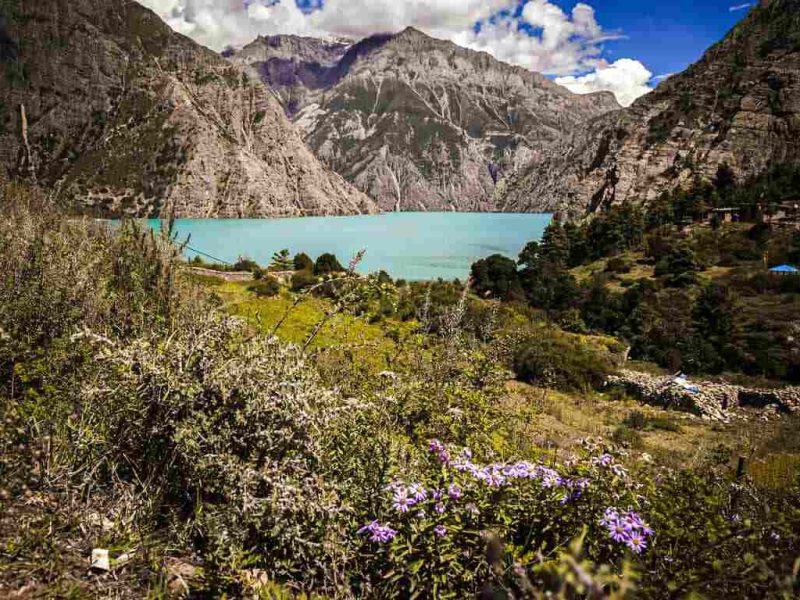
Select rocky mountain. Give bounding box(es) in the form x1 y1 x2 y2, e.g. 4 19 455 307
230 28 620 212
499 0 800 216
0 0 375 217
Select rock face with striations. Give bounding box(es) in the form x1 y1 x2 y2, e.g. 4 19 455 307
230 28 620 212
499 0 800 216
0 0 375 217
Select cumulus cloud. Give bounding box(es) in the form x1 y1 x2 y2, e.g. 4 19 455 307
452 0 622 75
555 58 653 107
138 0 654 104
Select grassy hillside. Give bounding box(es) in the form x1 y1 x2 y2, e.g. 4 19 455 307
0 183 798 598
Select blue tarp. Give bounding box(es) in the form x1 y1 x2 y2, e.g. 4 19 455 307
769 264 799 273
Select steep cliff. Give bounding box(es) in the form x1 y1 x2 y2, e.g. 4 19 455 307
231 28 620 212
500 0 800 216
0 0 375 217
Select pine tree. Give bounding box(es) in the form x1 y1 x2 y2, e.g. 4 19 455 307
270 249 293 271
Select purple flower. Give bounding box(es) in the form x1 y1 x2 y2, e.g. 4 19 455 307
429 439 445 454
600 507 620 528
611 464 628 478
625 532 647 554
409 483 428 502
461 448 473 460
392 490 416 513
432 489 443 501
609 521 632 543
358 521 397 543
592 454 614 467
477 465 507 487
438 449 451 464
448 484 462 500
434 525 447 537
770 531 781 543
434 502 446 514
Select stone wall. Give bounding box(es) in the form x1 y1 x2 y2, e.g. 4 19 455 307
607 370 799 422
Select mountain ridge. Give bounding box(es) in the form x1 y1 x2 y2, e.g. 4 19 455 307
498 0 800 216
0 0 375 218
229 27 620 212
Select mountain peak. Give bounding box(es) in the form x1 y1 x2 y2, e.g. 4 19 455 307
229 25 619 212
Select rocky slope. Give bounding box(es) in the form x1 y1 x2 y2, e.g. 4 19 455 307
500 0 800 216
0 0 374 217
231 28 620 212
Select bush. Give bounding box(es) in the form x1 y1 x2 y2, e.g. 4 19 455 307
611 425 644 448
248 276 281 297
470 254 523 300
606 256 633 274
293 252 314 272
233 256 261 273
291 269 318 292
314 253 344 275
510 328 614 391
623 410 648 430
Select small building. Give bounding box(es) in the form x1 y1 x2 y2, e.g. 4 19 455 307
769 264 799 275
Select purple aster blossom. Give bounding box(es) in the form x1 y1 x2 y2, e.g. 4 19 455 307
392 489 416 513
432 488 443 501
434 502 446 514
429 439 445 454
460 448 473 460
453 458 478 474
357 520 379 535
611 464 628 478
434 525 447 537
573 477 591 490
770 531 781 543
477 465 507 487
600 507 620 528
448 484 462 500
438 449 451 464
609 520 632 543
625 532 647 554
409 483 427 502
358 521 397 543
592 454 614 468
532 466 562 488
622 511 653 536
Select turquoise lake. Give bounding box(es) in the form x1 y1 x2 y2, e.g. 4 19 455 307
146 212 552 281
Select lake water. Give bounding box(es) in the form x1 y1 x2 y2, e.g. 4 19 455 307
146 212 552 281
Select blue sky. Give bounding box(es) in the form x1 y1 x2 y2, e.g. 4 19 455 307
594 0 751 78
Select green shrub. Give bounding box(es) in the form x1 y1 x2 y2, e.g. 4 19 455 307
606 256 633 274
291 269 318 292
233 256 261 273
314 253 344 275
293 252 314 272
623 410 648 430
248 276 281 297
510 328 614 391
470 253 523 300
611 425 644 448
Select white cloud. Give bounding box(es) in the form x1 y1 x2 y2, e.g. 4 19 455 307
138 0 653 102
729 3 752 11
555 58 653 106
451 0 622 75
